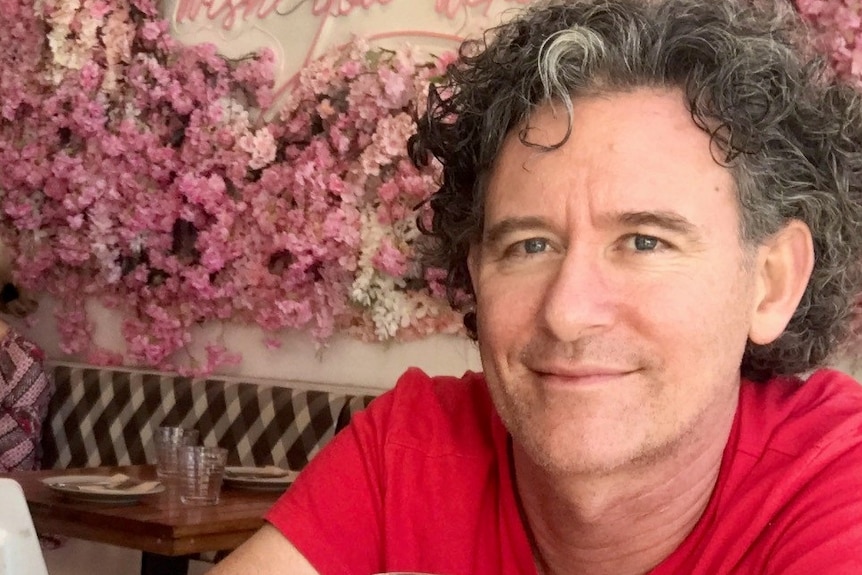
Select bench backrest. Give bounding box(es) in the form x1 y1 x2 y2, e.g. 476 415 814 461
40 364 377 470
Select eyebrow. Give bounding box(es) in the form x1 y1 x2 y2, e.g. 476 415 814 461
613 211 699 235
483 216 550 244
482 211 699 244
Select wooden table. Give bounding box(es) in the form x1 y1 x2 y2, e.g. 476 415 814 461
1 464 284 575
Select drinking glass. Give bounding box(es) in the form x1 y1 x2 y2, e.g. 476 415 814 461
178 445 228 505
154 426 199 479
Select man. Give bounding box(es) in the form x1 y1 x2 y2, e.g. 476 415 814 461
209 0 862 573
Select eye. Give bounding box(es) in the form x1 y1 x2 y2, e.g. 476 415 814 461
502 237 552 258
634 235 658 251
522 237 549 254
626 234 665 252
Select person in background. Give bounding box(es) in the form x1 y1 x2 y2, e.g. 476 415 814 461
0 242 53 472
209 0 862 573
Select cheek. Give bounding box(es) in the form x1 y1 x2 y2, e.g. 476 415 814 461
474 280 546 370
634 273 755 364
631 259 753 315
475 273 547 331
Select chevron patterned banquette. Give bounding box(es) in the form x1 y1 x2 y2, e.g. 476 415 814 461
39 362 378 471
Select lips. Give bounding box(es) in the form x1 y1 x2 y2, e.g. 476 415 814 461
527 364 638 387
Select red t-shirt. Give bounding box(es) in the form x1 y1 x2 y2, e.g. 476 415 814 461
267 368 862 574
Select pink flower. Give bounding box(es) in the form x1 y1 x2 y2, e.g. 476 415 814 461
796 0 862 87
238 128 277 170
372 239 408 277
340 59 362 78
0 13 464 372
263 336 282 350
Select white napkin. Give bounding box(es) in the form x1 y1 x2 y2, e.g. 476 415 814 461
226 466 294 479
75 474 160 494
255 466 293 477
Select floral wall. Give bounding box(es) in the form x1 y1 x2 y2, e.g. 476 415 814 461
0 0 859 374
0 0 465 374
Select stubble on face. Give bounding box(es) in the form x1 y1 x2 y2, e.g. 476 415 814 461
472 90 756 480
486 334 685 476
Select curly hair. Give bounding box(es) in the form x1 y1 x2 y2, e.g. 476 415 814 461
409 0 862 381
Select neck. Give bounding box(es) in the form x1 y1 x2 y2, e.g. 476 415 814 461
514 402 736 575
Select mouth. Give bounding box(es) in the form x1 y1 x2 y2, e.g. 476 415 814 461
528 366 639 388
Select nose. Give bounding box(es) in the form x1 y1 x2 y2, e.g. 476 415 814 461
539 248 615 341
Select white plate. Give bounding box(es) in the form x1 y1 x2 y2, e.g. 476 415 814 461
41 475 164 504
223 466 297 491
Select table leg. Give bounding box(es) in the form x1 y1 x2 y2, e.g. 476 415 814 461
140 551 190 575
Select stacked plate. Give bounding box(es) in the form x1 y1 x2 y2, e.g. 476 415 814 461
223 466 298 491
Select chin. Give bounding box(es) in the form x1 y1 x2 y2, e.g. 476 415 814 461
513 426 631 475
519 415 677 475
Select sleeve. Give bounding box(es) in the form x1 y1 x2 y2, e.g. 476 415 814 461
0 330 53 472
264 381 397 575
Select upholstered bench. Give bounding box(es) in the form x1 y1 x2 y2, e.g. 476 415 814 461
39 362 379 471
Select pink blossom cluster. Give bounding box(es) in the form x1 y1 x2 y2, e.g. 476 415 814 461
796 0 862 87
0 0 462 373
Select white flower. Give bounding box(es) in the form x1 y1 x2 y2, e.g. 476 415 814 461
238 128 277 170
220 97 251 133
350 208 414 339
47 0 104 76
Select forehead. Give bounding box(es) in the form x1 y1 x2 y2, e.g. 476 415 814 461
484 89 740 233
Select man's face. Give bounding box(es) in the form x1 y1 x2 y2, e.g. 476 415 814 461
469 89 761 475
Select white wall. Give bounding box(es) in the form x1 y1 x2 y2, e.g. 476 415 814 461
10 296 481 390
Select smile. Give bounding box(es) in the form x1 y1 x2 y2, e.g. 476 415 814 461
530 367 639 388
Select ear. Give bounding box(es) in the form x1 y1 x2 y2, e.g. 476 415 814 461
749 219 814 345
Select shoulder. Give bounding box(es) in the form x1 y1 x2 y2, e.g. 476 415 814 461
679 370 862 572
737 368 862 460
731 371 862 572
388 367 492 415
360 368 500 457
0 328 46 363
